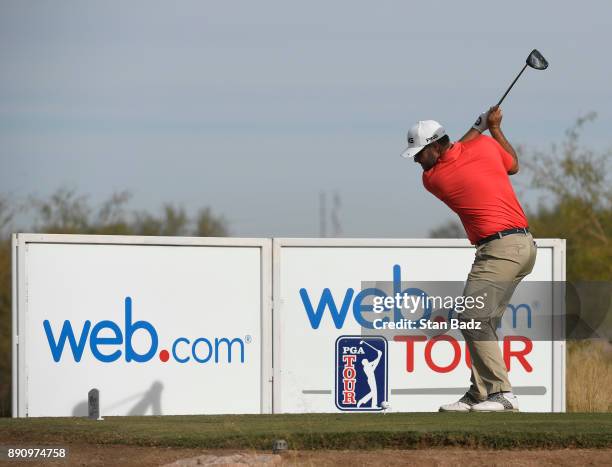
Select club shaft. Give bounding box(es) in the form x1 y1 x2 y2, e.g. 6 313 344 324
497 63 528 106
363 341 377 351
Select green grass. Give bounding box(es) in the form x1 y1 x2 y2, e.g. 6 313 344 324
1 413 612 450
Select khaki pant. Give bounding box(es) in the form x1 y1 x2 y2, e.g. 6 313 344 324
460 232 537 400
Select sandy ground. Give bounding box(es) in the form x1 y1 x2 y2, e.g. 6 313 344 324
3 445 612 467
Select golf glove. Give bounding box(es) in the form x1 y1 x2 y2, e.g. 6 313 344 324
472 110 490 133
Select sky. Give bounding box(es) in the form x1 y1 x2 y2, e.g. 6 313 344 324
1 0 611 237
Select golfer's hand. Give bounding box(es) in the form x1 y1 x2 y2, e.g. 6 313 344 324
487 106 503 129
472 109 490 132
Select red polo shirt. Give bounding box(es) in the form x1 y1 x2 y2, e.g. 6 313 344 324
423 135 528 244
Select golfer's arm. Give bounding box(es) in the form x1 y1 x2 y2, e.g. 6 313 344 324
372 355 381 366
489 126 519 175
459 128 481 143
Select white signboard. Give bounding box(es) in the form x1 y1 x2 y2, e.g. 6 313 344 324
12 234 272 417
13 234 565 417
273 238 565 413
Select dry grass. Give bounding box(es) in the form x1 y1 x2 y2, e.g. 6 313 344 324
567 340 612 412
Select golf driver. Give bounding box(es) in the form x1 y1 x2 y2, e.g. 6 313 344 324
496 49 548 106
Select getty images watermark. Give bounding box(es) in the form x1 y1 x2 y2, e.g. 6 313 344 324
371 292 487 331
358 280 611 341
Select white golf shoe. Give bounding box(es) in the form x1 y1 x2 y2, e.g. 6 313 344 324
438 392 481 413
471 392 519 412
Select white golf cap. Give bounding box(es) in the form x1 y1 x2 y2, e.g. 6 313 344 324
400 120 446 159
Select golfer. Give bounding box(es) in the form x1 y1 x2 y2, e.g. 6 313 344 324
401 107 536 412
357 347 382 408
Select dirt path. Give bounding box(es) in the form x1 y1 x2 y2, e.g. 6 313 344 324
282 448 612 466
4 445 612 466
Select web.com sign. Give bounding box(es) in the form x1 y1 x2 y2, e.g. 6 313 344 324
43 297 247 364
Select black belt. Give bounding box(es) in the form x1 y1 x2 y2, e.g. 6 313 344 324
476 227 529 247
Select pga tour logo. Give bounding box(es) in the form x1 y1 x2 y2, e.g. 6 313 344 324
335 336 388 411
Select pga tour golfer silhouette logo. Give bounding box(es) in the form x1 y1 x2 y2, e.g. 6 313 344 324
335 336 388 411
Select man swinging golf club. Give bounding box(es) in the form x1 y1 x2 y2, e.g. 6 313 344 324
401 50 547 412
401 107 536 412
357 340 382 408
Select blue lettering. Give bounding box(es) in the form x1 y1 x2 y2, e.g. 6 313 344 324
192 337 213 363
301 265 433 329
43 319 91 362
124 297 158 362
172 337 190 363
393 265 431 322
509 303 532 328
44 297 246 365
300 287 354 329
215 337 245 363
352 288 386 328
89 320 123 362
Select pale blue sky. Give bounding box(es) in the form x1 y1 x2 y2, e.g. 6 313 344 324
1 0 611 237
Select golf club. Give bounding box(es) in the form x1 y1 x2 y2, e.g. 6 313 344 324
360 340 379 352
496 49 548 106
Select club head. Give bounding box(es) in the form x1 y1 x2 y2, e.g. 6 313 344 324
526 49 548 70
359 340 364 344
